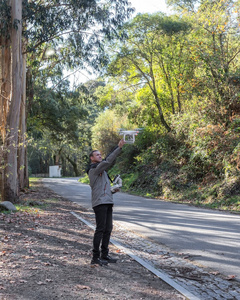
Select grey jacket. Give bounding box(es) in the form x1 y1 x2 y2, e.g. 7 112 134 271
88 147 122 208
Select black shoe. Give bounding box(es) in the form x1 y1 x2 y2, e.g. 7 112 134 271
91 257 108 266
101 255 117 263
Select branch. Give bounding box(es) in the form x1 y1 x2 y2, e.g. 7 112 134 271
22 2 84 21
227 49 240 65
23 29 103 54
50 68 91 91
118 82 146 93
0 93 10 101
126 56 154 93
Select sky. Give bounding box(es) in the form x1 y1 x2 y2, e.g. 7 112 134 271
67 0 172 86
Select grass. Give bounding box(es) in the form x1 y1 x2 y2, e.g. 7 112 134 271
79 174 90 184
16 204 42 213
0 204 43 215
29 177 42 182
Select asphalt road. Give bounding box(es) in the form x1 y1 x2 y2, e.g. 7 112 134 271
42 177 240 280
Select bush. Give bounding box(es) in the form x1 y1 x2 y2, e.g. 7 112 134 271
135 133 182 167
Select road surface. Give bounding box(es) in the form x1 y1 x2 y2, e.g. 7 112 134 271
42 177 240 280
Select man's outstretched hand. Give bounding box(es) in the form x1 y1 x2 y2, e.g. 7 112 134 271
118 139 126 149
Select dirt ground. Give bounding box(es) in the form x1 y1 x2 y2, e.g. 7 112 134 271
0 182 186 300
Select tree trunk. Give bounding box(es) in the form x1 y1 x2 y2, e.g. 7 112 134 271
149 64 172 132
61 156 67 177
158 58 175 114
0 39 11 141
0 36 11 200
26 67 34 118
153 92 171 132
176 82 182 113
66 155 79 177
18 48 28 190
4 0 22 202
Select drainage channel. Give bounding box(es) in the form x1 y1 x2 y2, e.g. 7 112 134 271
70 211 200 300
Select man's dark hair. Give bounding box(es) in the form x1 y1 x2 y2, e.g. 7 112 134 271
89 150 98 159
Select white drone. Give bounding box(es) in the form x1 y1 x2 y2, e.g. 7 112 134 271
119 128 143 144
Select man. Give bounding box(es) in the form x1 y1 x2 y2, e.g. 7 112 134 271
87 139 125 266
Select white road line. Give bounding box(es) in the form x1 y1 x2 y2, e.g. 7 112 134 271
70 211 201 300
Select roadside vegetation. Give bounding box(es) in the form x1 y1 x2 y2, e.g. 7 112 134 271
80 124 240 212
79 0 240 213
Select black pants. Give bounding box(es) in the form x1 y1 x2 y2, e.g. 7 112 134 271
93 204 113 259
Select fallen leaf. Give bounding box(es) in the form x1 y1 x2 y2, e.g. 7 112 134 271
226 275 236 280
37 281 46 285
90 264 99 268
76 285 91 290
116 249 123 253
23 256 33 259
210 271 220 276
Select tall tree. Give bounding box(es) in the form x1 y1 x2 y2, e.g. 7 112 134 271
3 0 23 202
167 0 240 123
106 13 193 132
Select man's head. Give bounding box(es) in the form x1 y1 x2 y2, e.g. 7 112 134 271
89 150 102 163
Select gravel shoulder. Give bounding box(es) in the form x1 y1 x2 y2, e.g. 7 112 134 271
0 181 185 300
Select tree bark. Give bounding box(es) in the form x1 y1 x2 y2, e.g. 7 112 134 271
66 155 79 177
0 39 11 141
176 82 182 113
153 92 171 132
18 48 28 190
0 36 11 199
4 0 23 202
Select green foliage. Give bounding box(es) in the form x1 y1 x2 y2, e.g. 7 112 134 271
118 144 141 168
28 79 102 176
28 137 54 175
29 86 87 142
106 13 196 132
0 0 11 37
105 106 240 212
91 3 239 211
21 0 134 68
135 134 180 166
133 127 158 150
121 171 139 191
79 174 90 184
91 109 130 156
178 0 239 124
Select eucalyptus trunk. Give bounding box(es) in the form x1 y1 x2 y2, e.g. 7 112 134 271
0 39 11 141
4 0 23 202
0 36 11 199
18 49 28 190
